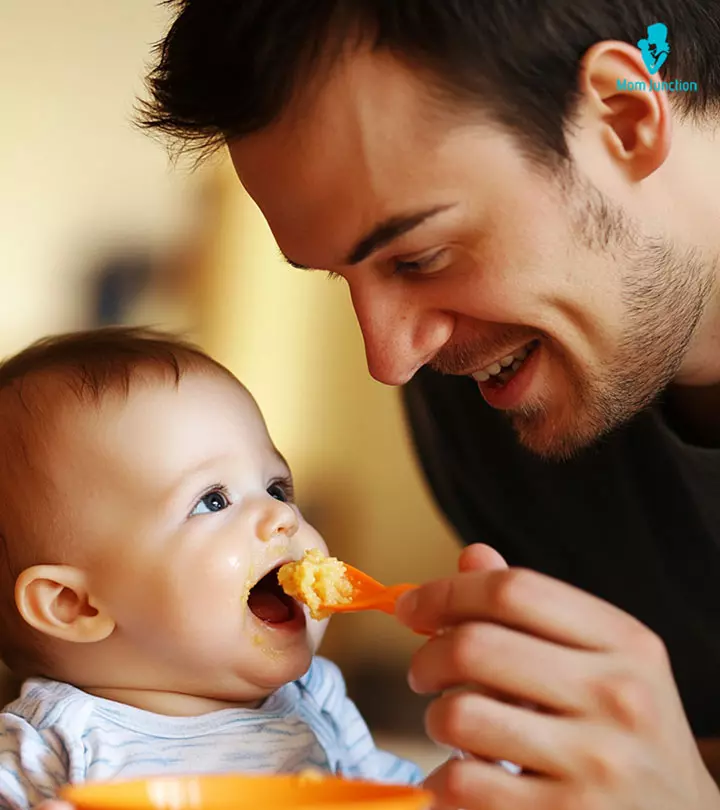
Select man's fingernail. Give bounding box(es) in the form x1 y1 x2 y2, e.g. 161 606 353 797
395 588 419 618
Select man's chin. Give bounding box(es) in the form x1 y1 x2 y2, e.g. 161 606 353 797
510 409 605 462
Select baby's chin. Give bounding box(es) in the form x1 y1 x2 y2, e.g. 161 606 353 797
238 646 315 698
173 654 316 708
250 621 318 667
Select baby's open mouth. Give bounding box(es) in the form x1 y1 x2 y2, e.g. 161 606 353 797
248 565 300 625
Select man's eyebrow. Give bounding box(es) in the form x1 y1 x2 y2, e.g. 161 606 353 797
345 205 454 265
279 203 455 271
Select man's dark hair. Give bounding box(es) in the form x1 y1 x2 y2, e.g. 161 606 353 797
140 1 720 166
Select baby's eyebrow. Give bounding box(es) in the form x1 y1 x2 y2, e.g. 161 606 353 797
162 456 227 504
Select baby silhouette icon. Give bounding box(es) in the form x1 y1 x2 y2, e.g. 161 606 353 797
637 22 670 75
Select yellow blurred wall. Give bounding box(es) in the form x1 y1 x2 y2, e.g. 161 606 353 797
0 1 201 353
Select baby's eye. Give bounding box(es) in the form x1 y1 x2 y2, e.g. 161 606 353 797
267 480 293 503
191 488 230 516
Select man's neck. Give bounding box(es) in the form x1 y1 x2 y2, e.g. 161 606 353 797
661 122 720 446
663 382 720 448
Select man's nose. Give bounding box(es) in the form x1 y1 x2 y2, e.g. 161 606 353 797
350 284 453 386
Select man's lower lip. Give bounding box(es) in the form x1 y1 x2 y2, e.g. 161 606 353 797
475 342 541 410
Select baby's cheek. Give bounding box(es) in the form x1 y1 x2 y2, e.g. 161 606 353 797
307 614 329 652
264 539 293 565
197 552 252 612
302 523 329 556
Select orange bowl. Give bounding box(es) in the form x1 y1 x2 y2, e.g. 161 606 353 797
59 772 433 810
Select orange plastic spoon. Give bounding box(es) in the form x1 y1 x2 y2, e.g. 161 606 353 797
322 564 417 616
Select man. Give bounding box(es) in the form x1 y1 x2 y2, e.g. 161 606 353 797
139 2 720 807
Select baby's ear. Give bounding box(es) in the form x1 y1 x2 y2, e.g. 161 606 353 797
14 565 115 643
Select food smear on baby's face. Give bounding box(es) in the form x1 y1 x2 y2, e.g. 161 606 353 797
240 560 256 627
265 541 291 563
278 549 354 620
251 630 284 660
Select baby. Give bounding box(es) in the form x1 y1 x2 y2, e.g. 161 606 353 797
0 327 423 809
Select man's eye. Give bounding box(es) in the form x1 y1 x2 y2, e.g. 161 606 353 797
190 488 230 516
267 480 293 503
392 249 447 276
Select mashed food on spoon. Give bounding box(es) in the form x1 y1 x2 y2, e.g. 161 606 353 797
278 549 353 620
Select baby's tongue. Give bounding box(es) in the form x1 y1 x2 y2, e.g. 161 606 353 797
248 589 293 623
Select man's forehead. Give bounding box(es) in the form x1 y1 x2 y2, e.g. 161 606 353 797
229 50 462 268
230 120 377 269
229 50 519 272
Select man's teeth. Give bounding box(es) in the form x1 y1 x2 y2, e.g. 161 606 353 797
471 344 530 382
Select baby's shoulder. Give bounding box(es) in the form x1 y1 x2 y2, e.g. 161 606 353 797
296 655 343 690
0 679 95 797
3 677 94 734
294 656 348 713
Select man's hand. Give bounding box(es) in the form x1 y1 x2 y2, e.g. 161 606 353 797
396 544 720 810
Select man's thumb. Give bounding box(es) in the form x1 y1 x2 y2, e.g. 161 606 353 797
459 543 508 573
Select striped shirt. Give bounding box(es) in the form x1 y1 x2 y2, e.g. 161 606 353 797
0 656 423 809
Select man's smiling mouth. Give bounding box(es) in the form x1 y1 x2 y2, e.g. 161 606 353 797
470 339 540 387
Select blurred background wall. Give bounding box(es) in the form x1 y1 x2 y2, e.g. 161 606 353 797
1 0 461 761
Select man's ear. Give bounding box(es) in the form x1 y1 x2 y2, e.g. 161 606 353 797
15 565 116 643
575 40 672 181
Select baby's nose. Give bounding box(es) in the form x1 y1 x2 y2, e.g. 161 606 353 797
258 501 298 542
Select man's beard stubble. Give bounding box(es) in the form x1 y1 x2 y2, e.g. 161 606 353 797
433 174 716 462
556 177 716 459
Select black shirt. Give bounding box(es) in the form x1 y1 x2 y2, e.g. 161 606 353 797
402 367 720 736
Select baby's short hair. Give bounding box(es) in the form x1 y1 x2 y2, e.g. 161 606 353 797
0 327 231 672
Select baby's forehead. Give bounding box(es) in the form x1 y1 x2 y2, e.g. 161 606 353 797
60 365 261 434
5 366 270 479
55 370 279 482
